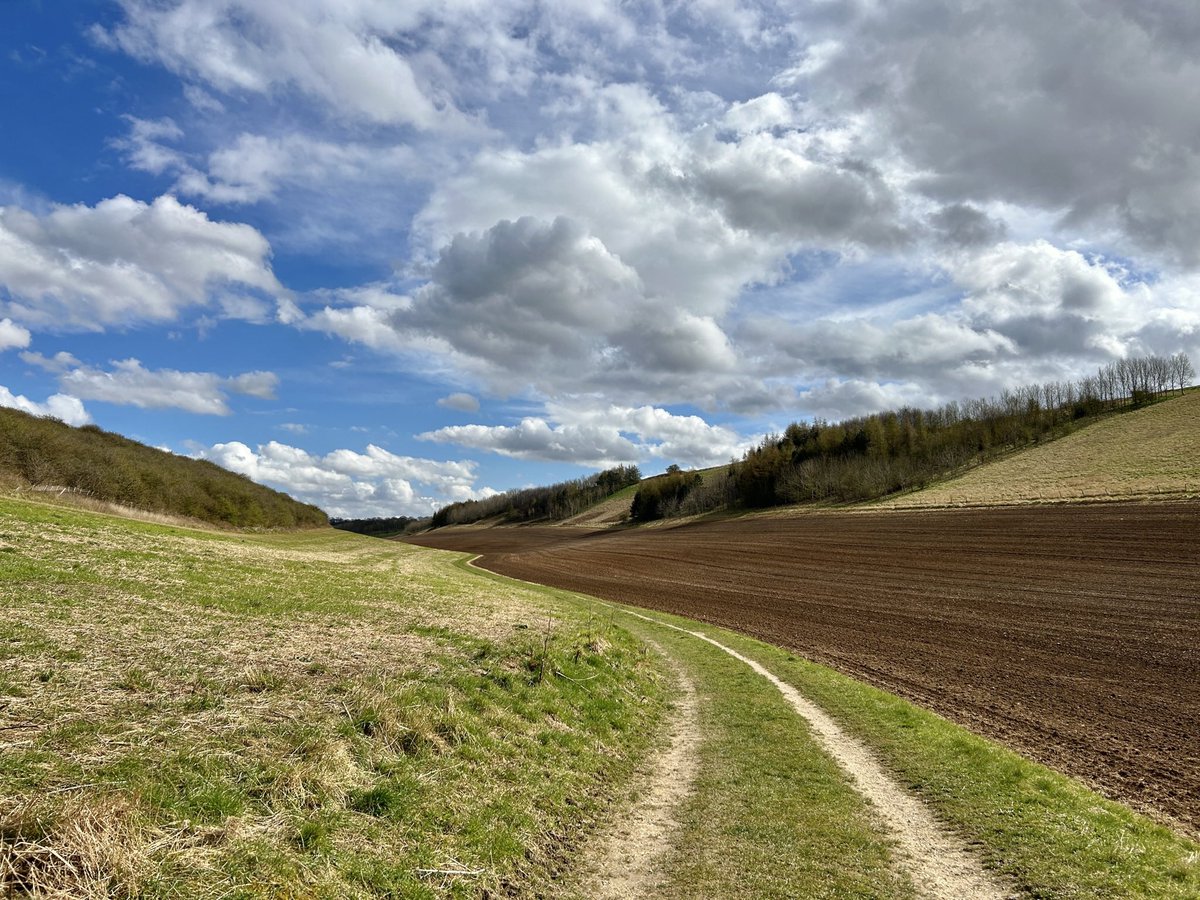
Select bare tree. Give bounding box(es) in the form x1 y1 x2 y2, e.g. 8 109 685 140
1169 351 1196 392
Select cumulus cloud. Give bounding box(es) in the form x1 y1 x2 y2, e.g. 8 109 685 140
687 130 908 249
120 126 426 207
57 359 278 415
86 0 1200 431
97 0 782 132
408 215 744 393
794 379 931 422
810 0 1200 265
929 204 1008 248
19 350 81 373
0 318 31 351
0 385 90 426
197 440 492 518
421 418 640 466
723 92 796 134
950 241 1150 360
0 194 281 331
739 238 1200 408
421 402 749 469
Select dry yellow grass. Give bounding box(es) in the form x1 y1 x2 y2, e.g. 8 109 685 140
876 390 1200 508
0 497 667 897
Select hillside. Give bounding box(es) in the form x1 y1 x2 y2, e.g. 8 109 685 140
0 407 326 529
558 483 637 526
877 388 1200 508
0 495 667 897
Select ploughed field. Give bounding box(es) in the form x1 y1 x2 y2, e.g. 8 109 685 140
408 502 1200 834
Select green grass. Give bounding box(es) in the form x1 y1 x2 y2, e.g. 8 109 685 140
10 493 1195 897
623 625 913 899
456 559 914 899
628 609 1200 899
0 497 669 897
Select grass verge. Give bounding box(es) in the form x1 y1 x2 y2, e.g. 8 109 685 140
628 607 1200 900
0 497 668 898
618 624 914 900
456 559 915 899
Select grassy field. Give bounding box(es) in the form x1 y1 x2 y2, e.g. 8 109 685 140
876 389 1200 508
7 492 1199 898
0 497 670 897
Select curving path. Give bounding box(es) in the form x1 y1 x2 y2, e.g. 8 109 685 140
408 501 1200 834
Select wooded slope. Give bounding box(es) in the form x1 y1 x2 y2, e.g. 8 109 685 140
0 407 326 528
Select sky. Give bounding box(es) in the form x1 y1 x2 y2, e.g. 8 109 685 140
2 1 1199 518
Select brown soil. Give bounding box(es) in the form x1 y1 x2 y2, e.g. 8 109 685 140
408 502 1200 834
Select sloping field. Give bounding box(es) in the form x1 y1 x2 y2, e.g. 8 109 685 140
557 488 634 526
409 501 1200 835
879 389 1200 507
0 497 668 897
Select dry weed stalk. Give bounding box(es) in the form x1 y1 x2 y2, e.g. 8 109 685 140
0 794 154 899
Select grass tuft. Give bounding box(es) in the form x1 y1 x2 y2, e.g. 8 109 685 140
0 793 154 898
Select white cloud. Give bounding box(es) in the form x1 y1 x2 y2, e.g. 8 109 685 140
303 302 411 352
19 350 81 373
794 379 931 421
115 116 186 175
84 0 1200 433
319 214 752 406
421 402 750 469
58 359 278 415
182 84 224 113
0 194 281 331
420 418 641 466
197 439 492 518
722 92 796 134
98 0 749 132
99 1 478 130
175 133 424 206
0 385 90 426
0 318 31 351
374 80 913 408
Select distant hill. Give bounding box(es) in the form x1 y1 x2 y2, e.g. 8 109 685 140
876 388 1200 508
431 465 640 527
0 407 327 529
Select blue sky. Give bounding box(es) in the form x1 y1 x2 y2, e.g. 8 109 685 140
2 1 1199 517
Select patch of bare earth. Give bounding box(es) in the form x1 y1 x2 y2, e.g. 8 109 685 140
574 646 700 899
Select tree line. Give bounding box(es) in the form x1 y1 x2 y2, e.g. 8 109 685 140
431 464 641 527
632 352 1194 519
0 407 328 529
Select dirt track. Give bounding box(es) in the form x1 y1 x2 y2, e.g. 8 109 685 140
407 502 1200 834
